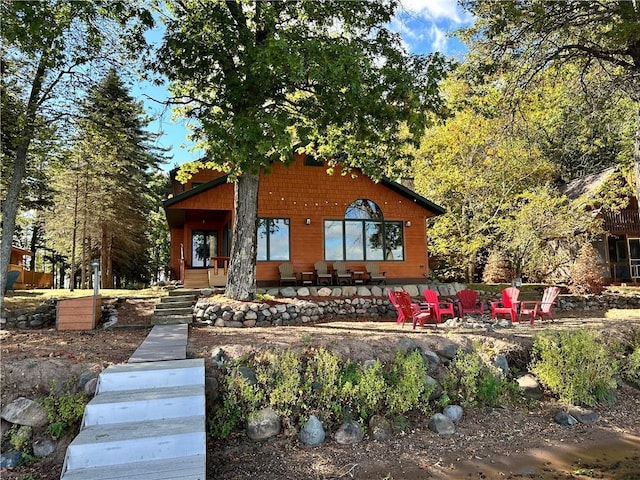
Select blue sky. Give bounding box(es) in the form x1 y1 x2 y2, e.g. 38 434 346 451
133 0 473 171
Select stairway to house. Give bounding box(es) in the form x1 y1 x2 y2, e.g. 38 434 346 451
151 289 200 326
59 325 205 480
183 269 209 289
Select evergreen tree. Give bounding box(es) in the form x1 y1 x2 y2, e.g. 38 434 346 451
45 69 164 288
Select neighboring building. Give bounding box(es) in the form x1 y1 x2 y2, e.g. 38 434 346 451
8 246 53 289
164 156 445 287
563 167 640 283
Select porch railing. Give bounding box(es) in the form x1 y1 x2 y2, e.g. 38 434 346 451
603 209 640 234
8 264 53 288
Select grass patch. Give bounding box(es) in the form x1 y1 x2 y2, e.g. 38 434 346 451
4 288 167 311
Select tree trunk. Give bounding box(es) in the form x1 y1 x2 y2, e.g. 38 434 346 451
0 49 48 310
101 228 108 288
226 172 259 301
635 101 640 205
29 223 40 271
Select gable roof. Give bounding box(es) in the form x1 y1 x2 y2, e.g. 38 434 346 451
561 167 616 200
164 172 445 215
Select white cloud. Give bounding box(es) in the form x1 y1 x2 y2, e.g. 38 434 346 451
398 0 471 24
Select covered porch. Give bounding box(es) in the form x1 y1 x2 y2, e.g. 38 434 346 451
603 209 640 283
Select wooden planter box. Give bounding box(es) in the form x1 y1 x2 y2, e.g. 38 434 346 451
56 295 102 331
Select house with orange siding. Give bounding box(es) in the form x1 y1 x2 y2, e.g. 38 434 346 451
164 156 444 287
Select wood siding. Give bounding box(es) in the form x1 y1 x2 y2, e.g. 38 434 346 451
167 158 440 284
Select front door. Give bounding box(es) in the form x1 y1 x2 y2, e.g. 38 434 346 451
192 230 218 268
629 238 640 280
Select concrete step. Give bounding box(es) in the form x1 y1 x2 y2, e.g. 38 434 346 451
63 416 205 470
151 315 193 325
60 455 205 480
82 385 204 427
96 358 204 393
156 300 193 309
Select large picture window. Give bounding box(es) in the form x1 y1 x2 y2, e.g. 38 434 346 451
324 199 404 261
257 218 290 261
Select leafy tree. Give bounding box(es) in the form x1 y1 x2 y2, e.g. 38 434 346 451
460 0 640 198
495 186 601 283
155 0 447 300
0 0 152 306
414 77 555 281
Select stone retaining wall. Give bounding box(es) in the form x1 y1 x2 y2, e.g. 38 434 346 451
194 283 640 328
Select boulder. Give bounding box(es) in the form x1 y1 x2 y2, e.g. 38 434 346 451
335 420 364 445
247 407 280 441
428 413 455 435
567 406 600 425
32 434 57 457
443 405 464 424
0 451 22 469
1 398 48 427
298 415 325 446
554 411 578 427
368 415 392 441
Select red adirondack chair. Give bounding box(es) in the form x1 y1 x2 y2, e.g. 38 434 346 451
490 287 520 322
393 291 432 329
388 290 406 325
520 286 560 324
456 289 484 316
423 289 455 323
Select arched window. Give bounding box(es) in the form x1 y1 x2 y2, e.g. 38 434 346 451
345 199 383 219
324 199 404 261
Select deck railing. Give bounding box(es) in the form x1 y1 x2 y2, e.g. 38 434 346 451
8 264 53 288
603 210 640 234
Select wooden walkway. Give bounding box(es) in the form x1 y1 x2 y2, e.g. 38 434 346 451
60 325 205 480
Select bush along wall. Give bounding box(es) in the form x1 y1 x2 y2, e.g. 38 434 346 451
206 327 640 446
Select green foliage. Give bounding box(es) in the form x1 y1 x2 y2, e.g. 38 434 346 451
8 425 32 452
496 187 600 282
209 368 263 439
303 348 341 423
40 381 88 438
209 348 435 439
385 351 433 415
530 331 618 406
441 347 516 408
256 350 302 418
621 331 640 388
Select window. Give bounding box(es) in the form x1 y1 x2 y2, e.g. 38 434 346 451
324 199 404 261
257 218 290 261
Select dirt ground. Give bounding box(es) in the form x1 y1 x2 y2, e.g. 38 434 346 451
1 298 640 480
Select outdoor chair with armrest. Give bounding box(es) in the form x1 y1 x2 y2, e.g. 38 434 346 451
423 289 455 323
333 261 353 285
456 289 484 317
365 263 386 285
314 261 333 286
278 262 297 286
393 291 432 329
520 286 560 324
490 287 520 322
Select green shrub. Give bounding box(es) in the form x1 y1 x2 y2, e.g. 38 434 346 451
385 351 433 415
622 344 640 388
441 347 516 407
209 367 263 438
354 360 386 419
256 350 302 417
40 381 88 438
530 330 617 406
303 348 341 424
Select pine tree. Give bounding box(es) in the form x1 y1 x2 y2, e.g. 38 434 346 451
45 70 164 288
